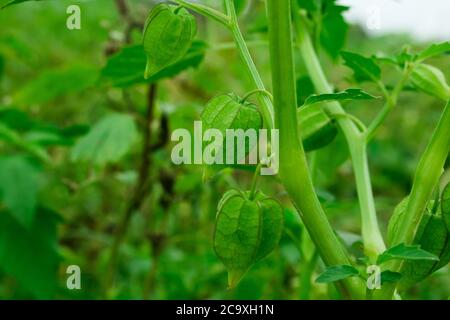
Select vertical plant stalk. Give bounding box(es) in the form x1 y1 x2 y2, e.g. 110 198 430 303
376 100 450 299
174 0 274 129
294 10 386 261
224 0 274 129
266 0 365 299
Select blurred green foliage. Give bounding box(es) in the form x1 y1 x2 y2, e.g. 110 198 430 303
0 0 448 300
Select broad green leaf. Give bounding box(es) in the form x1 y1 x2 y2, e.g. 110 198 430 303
320 4 349 59
417 42 450 62
443 183 450 232
214 190 283 288
303 88 379 106
315 265 359 283
100 41 206 88
380 271 402 284
71 113 137 166
0 107 33 131
341 51 381 82
0 208 60 299
14 65 98 105
296 0 349 59
377 243 440 265
1 0 47 9
410 64 450 101
297 104 338 152
0 155 41 228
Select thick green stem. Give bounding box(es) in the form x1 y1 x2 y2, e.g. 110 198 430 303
266 0 365 299
376 100 450 299
294 10 386 261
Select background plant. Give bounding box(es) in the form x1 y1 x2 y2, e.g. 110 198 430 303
0 0 449 300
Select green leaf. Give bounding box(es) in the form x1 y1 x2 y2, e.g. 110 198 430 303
377 243 440 265
1 0 47 9
303 88 379 106
443 183 450 233
14 65 98 105
0 155 41 228
296 76 315 106
320 5 349 59
311 129 349 187
315 265 359 283
100 41 206 88
0 54 4 79
380 270 402 284
341 51 381 83
214 190 283 289
410 64 450 101
417 42 450 62
70 113 137 166
297 104 338 152
0 208 60 298
296 0 349 59
0 123 49 162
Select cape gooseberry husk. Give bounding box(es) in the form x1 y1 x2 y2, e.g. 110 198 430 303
213 190 284 289
410 63 450 101
142 4 197 79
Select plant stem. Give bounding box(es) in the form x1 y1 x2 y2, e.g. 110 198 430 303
376 99 450 299
299 250 319 300
224 0 275 129
266 0 365 299
294 9 386 261
175 0 274 129
366 66 414 142
172 0 230 26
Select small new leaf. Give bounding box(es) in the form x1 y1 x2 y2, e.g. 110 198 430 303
315 265 359 283
377 243 440 265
